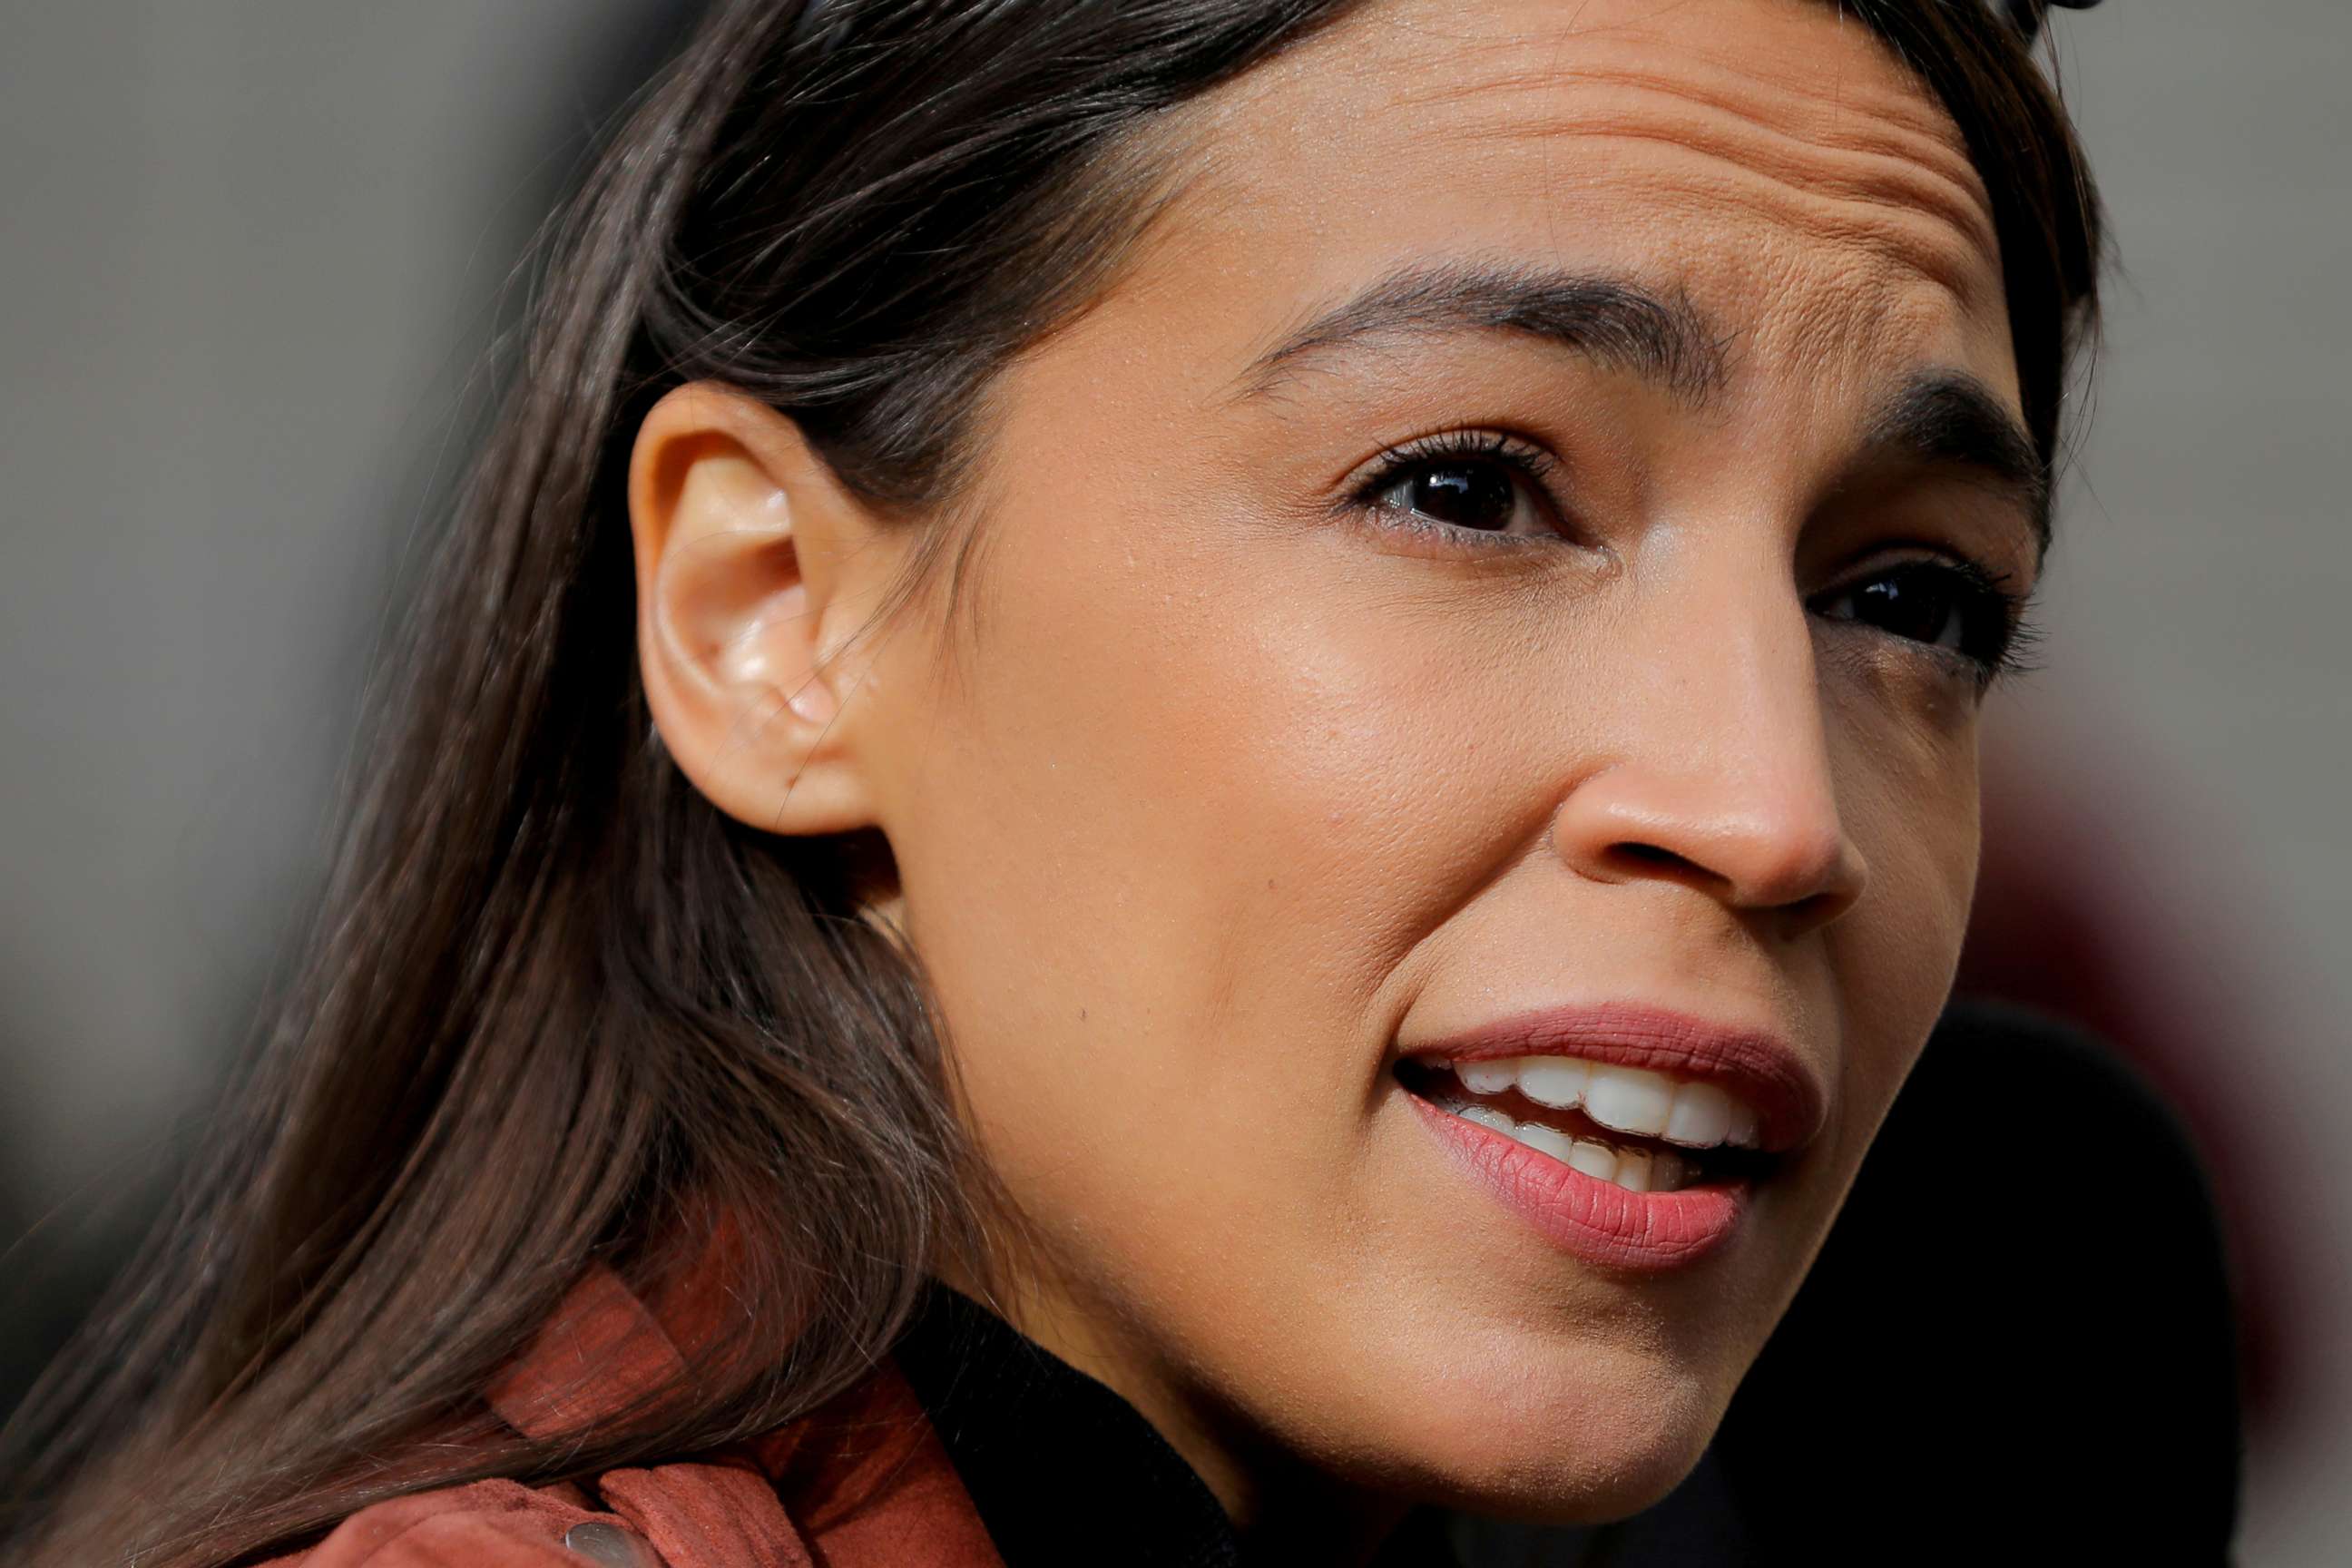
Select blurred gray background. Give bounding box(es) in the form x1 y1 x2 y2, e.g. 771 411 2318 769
2 2 2345 1560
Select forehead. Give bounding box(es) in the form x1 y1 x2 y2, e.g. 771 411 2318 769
1142 0 2016 408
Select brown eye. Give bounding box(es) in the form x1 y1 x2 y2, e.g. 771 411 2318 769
1375 461 1525 532
1811 560 2028 678
1356 432 1562 540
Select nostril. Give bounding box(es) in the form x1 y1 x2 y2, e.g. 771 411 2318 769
1604 840 1712 885
1552 771 1861 920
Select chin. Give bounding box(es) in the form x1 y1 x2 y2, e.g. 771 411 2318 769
1315 1338 1731 1526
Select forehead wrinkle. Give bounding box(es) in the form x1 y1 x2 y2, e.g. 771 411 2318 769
1374 20 2001 289
1434 115 1994 304
1374 5 1983 180
1399 45 1980 189
1500 86 1983 254
1559 152 1999 318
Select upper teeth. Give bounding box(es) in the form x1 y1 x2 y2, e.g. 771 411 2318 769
1443 1056 1762 1151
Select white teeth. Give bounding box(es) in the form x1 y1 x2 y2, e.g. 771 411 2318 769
1563 1140 1619 1181
1434 1054 1764 1152
1514 1122 1576 1164
1516 1056 1589 1110
1663 1081 1733 1149
1582 1064 1677 1139
1457 1103 1514 1134
1457 1060 1517 1096
1446 1102 1695 1193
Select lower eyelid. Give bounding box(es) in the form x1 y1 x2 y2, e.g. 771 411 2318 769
1812 620 1994 695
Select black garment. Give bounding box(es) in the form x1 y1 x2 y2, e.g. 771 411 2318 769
894 1283 1255 1567
894 1002 2241 1565
1710 1000 2243 1563
894 1284 1470 1566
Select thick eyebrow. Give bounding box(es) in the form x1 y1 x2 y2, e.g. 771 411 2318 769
1861 371 2052 554
1234 261 1730 405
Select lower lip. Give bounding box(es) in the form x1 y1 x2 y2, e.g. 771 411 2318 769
1408 1094 1750 1272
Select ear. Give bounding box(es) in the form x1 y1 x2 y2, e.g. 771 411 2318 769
628 382 897 837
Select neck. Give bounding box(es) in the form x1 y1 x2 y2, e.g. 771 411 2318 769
946 1268 1414 1568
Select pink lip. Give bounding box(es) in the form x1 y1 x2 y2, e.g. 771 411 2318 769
1398 1003 1828 1272
1409 1095 1750 1271
1401 1001 1826 1155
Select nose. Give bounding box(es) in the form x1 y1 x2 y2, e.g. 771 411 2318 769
1549 598 1869 936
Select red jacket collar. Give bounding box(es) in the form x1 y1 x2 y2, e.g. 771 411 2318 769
487 1261 1005 1568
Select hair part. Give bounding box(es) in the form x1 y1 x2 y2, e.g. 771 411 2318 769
0 3 2100 1563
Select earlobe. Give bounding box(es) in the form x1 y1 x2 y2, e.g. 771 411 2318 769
627 383 884 836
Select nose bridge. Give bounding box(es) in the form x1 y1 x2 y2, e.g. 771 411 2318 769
1702 564 1832 810
1554 555 1866 922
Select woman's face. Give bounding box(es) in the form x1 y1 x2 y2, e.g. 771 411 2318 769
788 0 2025 1529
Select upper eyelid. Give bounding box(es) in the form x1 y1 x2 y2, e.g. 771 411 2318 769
1810 556 2036 682
1355 429 1557 475
1810 555 2014 605
1341 429 1567 508
1811 541 2033 603
1817 461 2046 588
1347 436 1576 547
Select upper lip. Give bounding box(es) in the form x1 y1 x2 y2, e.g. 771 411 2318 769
1397 1001 1828 1155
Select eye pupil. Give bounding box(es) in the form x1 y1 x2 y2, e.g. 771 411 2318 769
1853 569 1959 647
1814 558 2025 681
1406 463 1517 531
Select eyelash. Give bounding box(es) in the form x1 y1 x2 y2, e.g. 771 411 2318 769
1818 556 2043 690
1344 430 1568 542
1341 429 2042 689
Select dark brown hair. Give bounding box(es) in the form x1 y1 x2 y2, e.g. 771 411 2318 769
0 3 2102 1563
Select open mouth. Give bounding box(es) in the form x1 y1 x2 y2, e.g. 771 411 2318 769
1395 1054 1780 1195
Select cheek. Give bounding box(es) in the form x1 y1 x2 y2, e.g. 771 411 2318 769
1823 676 1983 1133
872 513 1547 1266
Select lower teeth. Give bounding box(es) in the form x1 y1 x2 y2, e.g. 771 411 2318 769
1448 1102 1693 1192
